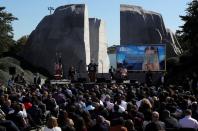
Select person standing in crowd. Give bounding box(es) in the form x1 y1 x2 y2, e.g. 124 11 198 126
44 116 61 131
15 72 26 85
179 109 198 129
88 59 98 82
8 75 15 88
34 73 41 85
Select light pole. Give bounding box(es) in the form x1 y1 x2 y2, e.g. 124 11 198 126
48 7 54 15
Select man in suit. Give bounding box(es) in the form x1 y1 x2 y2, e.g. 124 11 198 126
145 111 165 131
88 59 98 82
161 110 179 129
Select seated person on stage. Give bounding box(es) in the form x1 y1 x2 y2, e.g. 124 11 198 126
88 59 98 82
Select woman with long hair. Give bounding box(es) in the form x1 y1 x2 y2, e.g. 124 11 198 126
44 116 61 131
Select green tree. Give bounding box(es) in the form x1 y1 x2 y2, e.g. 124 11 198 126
0 6 17 54
175 31 190 51
17 35 28 46
8 35 29 54
177 0 198 55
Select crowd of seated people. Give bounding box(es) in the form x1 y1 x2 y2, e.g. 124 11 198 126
0 72 198 131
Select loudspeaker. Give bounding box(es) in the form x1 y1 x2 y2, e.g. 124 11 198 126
78 78 87 83
130 79 137 83
9 67 16 75
96 73 105 83
77 73 88 83
97 77 106 83
116 79 123 83
96 73 112 83
105 73 112 83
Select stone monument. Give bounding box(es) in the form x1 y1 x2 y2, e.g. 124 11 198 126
89 18 109 73
21 4 90 77
120 4 182 57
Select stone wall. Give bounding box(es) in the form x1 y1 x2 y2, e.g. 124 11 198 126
21 4 90 77
89 18 109 73
120 4 182 57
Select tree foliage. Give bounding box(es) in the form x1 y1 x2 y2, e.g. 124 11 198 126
0 6 17 53
17 35 28 46
177 0 198 55
8 35 29 55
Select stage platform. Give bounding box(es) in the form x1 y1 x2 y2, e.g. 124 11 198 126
50 79 71 85
52 71 163 84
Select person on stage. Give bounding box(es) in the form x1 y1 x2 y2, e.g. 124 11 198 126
54 52 63 80
115 65 128 81
68 65 76 81
88 59 98 82
109 66 116 80
120 66 128 80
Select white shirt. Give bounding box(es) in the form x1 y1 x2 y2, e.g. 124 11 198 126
179 115 198 129
18 109 27 118
106 101 114 111
120 100 127 110
43 127 61 131
99 100 104 106
118 105 125 113
85 105 95 111
101 94 106 102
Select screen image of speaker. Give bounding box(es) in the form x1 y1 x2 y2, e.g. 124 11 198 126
9 67 16 75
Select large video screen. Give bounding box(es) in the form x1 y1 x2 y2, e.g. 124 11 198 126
116 45 166 71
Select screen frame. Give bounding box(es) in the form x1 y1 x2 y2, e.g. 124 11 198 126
116 44 166 72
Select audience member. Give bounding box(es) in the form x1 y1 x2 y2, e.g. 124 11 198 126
44 116 61 131
179 109 198 129
2 71 198 131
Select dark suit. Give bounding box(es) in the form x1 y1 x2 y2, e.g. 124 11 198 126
145 121 165 131
163 117 179 129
